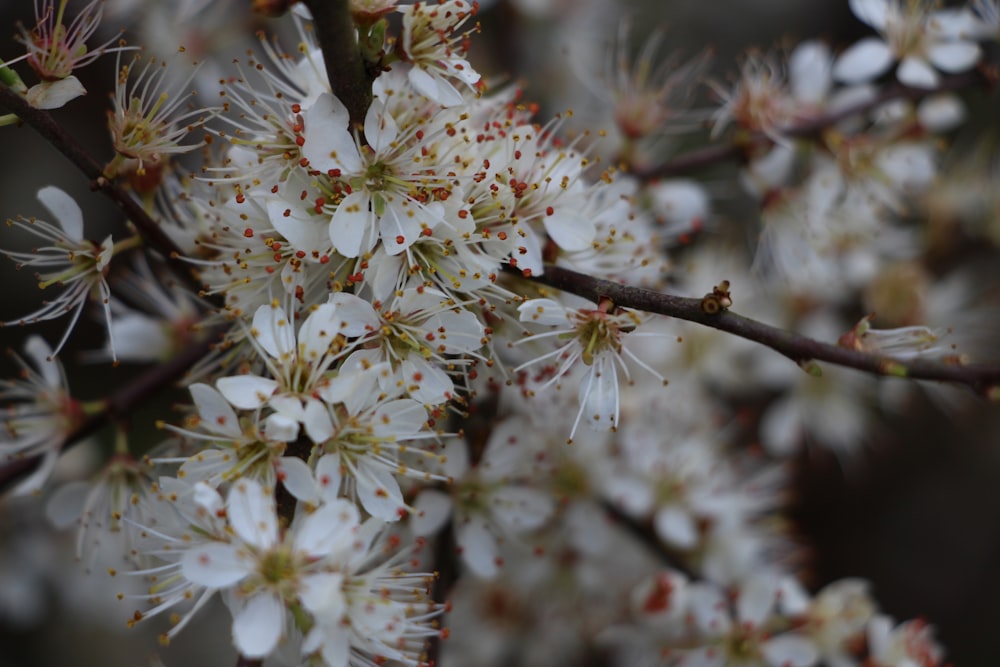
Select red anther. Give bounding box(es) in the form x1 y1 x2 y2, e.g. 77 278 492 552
396 235 405 244
243 228 254 238
458 209 469 219
295 250 306 258
295 135 305 146
319 255 330 264
235 193 246 204
290 103 301 113
546 206 554 216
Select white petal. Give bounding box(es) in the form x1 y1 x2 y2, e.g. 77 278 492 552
926 40 981 73
356 464 407 521
275 456 318 504
181 542 249 587
789 41 832 105
762 634 820 667
329 190 374 258
832 38 895 83
491 486 554 532
580 358 619 432
303 92 362 174
372 398 428 437
216 375 279 410
267 199 330 255
26 76 86 110
263 412 299 442
364 98 398 154
190 383 242 438
314 454 343 504
654 505 699 549
227 478 278 550
737 574 778 628
379 197 429 255
303 398 335 443
917 94 965 132
293 498 359 557
45 480 88 529
411 489 453 536
299 572 345 616
456 517 500 578
24 336 60 388
400 357 454 405
517 298 570 326
326 293 380 337
38 186 84 242
232 592 284 658
251 303 295 360
897 56 938 89
849 0 889 29
542 206 595 251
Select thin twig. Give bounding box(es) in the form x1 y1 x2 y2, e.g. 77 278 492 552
516 264 1000 397
633 67 992 180
0 84 199 292
234 656 262 667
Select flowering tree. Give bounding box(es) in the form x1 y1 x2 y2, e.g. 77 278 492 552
1 0 999 665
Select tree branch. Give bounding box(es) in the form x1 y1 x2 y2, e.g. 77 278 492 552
299 0 373 129
633 67 992 180
517 264 1000 397
0 84 200 292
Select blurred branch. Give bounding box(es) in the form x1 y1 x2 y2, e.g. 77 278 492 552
516 264 1000 396
0 84 200 292
633 66 994 179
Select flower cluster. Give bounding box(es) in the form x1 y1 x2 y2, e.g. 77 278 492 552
0 0 998 666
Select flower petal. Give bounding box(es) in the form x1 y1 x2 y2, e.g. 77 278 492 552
227 478 278 550
232 592 285 658
181 542 249 588
189 383 242 438
832 38 894 83
216 375 279 410
37 186 84 242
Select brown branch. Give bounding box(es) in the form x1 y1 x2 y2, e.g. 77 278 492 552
234 656 263 667
300 0 374 129
0 326 226 494
0 84 200 292
633 67 991 180
517 264 1000 397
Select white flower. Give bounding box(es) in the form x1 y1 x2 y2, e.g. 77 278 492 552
398 0 482 107
411 422 555 578
2 187 116 359
0 336 80 495
216 300 357 443
516 296 664 440
834 0 982 88
866 615 943 667
302 93 449 257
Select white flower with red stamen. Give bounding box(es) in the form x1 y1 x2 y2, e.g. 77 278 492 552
302 92 450 257
834 0 982 88
398 0 482 107
0 336 82 495
2 187 116 360
216 300 357 443
127 477 439 663
411 422 555 579
13 0 130 109
516 296 665 440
